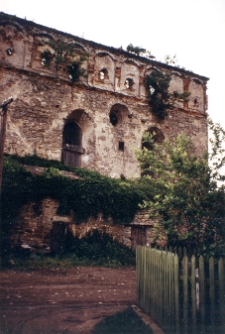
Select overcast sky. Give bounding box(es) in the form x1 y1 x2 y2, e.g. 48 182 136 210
2 0 225 126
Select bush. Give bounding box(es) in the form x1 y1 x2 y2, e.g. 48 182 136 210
64 230 135 266
1 231 135 269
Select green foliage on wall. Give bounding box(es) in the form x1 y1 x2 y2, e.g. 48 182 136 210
1 155 146 226
42 40 88 81
145 71 190 120
127 43 147 56
126 43 154 59
68 61 87 82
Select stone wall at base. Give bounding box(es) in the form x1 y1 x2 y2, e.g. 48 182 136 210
11 198 156 252
11 198 60 252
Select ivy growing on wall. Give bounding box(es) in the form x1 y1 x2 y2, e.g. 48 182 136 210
68 61 87 82
41 40 88 82
1 155 146 227
145 71 190 120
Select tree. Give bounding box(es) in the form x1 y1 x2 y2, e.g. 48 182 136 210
164 54 178 65
126 44 155 59
135 121 225 258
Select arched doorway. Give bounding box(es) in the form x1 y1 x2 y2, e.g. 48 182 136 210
62 122 82 167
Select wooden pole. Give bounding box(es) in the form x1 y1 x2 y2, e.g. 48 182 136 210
0 98 12 269
0 97 13 199
0 106 7 198
199 256 205 331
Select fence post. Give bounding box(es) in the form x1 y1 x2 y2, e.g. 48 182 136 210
209 257 215 328
136 246 140 304
199 255 205 332
168 252 174 332
146 247 151 315
174 253 180 333
158 250 163 326
191 255 197 333
218 258 224 330
183 254 189 334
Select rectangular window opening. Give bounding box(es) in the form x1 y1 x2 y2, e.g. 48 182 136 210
119 141 124 151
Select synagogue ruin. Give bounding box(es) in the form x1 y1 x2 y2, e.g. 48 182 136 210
0 12 209 251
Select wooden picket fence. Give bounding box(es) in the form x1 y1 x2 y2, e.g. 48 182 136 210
136 246 225 334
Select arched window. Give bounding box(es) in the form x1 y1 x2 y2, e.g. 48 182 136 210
62 122 82 167
124 78 134 89
109 104 129 127
99 68 108 80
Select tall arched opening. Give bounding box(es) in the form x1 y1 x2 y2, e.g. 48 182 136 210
62 121 82 167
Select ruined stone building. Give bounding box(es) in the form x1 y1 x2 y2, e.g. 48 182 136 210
0 12 209 251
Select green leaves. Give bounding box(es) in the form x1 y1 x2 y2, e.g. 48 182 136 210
136 129 225 257
64 230 135 266
1 155 145 226
144 71 190 119
43 39 89 81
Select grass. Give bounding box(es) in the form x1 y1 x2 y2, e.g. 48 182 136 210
92 307 153 334
1 230 136 270
1 253 135 271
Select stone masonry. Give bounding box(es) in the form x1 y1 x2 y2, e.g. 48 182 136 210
0 12 208 179
0 12 209 251
11 198 156 252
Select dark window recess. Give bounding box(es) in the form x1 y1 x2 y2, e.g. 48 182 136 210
125 78 133 89
6 48 13 56
110 113 118 126
118 141 124 151
63 122 81 146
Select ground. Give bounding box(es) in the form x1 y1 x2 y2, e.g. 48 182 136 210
0 266 137 334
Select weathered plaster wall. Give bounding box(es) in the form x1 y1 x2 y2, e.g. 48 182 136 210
0 13 208 178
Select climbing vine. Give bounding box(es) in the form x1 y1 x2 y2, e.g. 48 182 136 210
145 71 190 120
41 40 88 82
1 155 146 226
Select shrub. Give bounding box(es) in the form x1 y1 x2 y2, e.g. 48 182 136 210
64 230 135 266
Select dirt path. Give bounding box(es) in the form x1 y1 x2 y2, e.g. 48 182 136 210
0 266 136 334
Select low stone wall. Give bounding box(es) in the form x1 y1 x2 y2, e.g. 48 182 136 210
11 198 59 252
10 198 156 252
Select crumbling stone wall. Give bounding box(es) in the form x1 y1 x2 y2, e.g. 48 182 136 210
11 198 59 252
11 198 156 252
0 12 208 178
0 13 209 251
